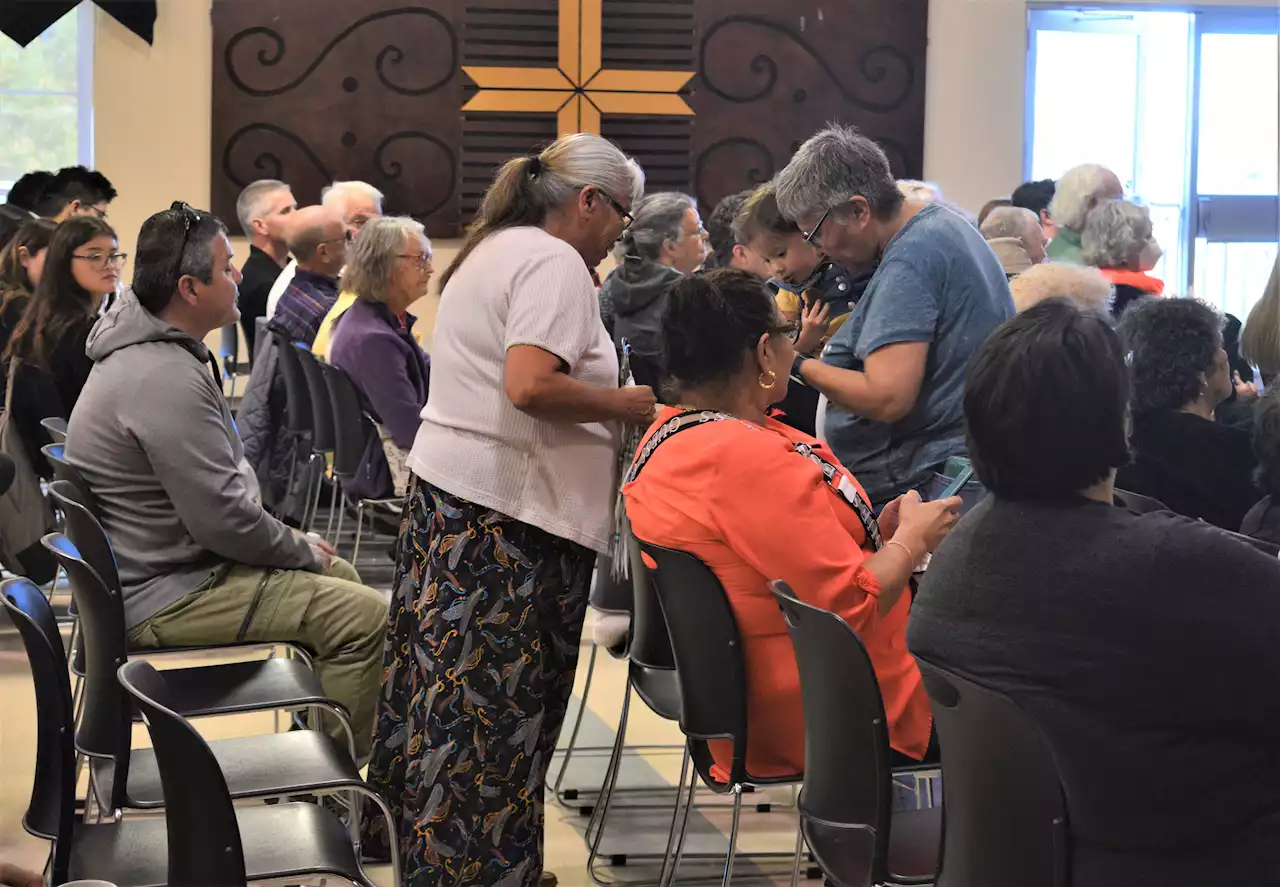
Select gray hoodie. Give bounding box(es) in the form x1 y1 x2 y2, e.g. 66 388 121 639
65 291 319 628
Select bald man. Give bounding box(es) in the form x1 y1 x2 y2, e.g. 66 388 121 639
981 205 1047 278
271 205 348 346
266 180 384 320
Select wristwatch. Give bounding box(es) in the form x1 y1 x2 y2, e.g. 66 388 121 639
791 354 811 380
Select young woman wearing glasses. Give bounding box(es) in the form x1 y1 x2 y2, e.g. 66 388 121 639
3 215 121 473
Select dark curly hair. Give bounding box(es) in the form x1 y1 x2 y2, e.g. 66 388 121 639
662 267 790 393
965 298 1131 501
1254 388 1280 498
705 189 752 269
1119 298 1223 416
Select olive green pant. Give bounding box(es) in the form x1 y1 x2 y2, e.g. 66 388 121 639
127 558 387 760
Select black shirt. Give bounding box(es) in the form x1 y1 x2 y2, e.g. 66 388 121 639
911 496 1280 885
1117 409 1259 531
237 244 285 358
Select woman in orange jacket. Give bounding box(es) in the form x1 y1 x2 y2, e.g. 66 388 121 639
623 269 961 778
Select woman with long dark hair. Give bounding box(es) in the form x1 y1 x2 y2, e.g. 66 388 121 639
0 218 57 352
3 216 120 472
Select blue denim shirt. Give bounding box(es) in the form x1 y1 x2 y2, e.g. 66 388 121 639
822 205 1013 506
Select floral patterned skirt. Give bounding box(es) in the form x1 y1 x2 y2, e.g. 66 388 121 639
362 476 593 886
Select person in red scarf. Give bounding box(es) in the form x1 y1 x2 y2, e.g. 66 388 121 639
1081 198 1164 319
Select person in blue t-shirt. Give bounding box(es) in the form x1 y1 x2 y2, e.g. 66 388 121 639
774 125 1014 507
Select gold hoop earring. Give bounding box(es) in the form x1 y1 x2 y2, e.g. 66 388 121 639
758 369 777 389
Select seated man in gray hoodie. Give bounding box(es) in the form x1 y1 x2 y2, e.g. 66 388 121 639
65 201 386 760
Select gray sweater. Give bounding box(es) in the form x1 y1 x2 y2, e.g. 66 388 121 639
66 291 318 627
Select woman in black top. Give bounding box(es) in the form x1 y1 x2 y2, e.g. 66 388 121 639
1115 297 1259 530
3 216 120 475
0 218 57 353
911 299 1280 886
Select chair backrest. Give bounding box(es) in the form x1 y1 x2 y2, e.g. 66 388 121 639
40 416 67 443
771 581 893 876
320 359 374 480
273 330 313 435
118 659 248 885
916 658 1070 887
40 442 98 516
638 540 748 785
41 533 132 800
1 578 76 877
48 480 121 595
295 344 336 453
219 323 239 360
1112 488 1168 515
628 537 674 671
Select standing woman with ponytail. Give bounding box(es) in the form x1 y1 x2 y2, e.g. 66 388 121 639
363 134 655 886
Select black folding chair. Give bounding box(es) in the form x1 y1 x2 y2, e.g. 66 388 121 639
639 540 805 887
771 581 940 886
294 343 341 539
585 538 689 884
916 657 1071 887
39 415 67 443
41 443 96 516
319 359 403 564
219 322 249 401
1 577 392 886
273 330 322 528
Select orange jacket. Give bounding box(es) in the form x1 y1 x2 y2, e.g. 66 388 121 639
623 407 932 780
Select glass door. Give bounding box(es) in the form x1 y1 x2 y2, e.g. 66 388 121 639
1190 10 1280 318
1026 9 1193 287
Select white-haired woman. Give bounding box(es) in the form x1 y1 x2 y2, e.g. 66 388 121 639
1046 163 1124 263
1081 199 1164 318
328 216 433 499
598 190 706 388
362 134 655 886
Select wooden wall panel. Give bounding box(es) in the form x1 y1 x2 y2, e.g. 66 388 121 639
211 0 926 234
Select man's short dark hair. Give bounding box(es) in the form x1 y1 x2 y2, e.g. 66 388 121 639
965 298 1131 501
132 202 228 315
705 189 753 269
7 170 55 212
35 166 117 217
1254 389 1280 499
1119 297 1223 416
1011 179 1056 217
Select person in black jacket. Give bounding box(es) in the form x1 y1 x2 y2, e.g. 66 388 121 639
913 298 1280 886
1242 387 1280 544
2 215 120 477
598 191 706 391
1116 297 1259 530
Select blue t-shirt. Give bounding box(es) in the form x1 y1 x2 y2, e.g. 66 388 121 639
822 204 1013 506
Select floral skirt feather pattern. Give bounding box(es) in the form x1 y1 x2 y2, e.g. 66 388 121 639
362 477 593 886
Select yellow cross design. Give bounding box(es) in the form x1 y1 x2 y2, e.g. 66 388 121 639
461 0 695 135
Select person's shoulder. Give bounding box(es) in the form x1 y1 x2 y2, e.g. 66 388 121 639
1136 507 1279 569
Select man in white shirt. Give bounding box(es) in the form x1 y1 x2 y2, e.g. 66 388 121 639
265 180 383 319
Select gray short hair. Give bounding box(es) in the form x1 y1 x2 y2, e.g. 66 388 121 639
615 192 696 262
982 206 1040 242
1081 200 1152 268
774 124 903 223
322 180 385 214
1050 164 1120 231
343 216 428 304
235 179 290 238
897 179 943 204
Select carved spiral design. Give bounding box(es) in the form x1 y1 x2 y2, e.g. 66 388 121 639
373 132 458 218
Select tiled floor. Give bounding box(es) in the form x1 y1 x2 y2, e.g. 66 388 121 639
0 585 809 886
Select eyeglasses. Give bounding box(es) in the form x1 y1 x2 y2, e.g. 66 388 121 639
398 253 434 270
321 230 354 246
88 205 108 220
593 188 634 231
168 201 198 286
772 319 801 338
803 205 836 247
73 252 128 270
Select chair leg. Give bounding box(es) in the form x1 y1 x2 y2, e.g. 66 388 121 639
656 745 692 887
789 817 805 887
585 681 632 861
721 786 744 887
664 751 698 887
333 491 347 553
324 474 340 543
552 644 598 804
306 457 324 533
352 500 366 566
